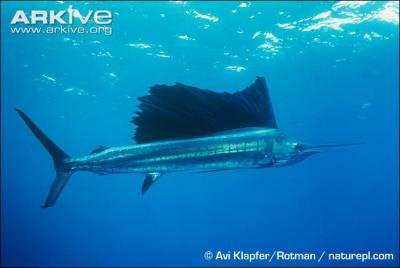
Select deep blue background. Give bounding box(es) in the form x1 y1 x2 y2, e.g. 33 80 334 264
1 1 399 267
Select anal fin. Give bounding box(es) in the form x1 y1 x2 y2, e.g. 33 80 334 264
142 172 161 194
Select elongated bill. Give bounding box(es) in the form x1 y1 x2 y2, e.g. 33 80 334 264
304 142 365 153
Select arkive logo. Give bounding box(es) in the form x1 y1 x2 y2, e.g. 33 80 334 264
11 5 112 25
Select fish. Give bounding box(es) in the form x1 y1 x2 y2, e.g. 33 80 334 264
16 77 363 208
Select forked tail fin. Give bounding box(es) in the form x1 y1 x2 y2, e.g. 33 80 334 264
15 109 73 208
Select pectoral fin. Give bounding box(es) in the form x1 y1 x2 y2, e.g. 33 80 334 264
198 168 232 173
142 172 161 194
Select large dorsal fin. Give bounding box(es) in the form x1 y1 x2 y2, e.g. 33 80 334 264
132 76 277 144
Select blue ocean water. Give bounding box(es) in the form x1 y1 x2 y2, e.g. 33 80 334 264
1 1 399 267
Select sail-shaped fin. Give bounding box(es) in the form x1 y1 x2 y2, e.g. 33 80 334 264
132 77 277 143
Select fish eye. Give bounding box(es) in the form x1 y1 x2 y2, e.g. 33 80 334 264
294 144 304 152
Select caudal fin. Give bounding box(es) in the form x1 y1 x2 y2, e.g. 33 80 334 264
15 109 73 208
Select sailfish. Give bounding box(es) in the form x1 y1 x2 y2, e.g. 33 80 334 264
16 77 362 208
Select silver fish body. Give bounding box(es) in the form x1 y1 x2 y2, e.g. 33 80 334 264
16 77 360 208
66 128 284 174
